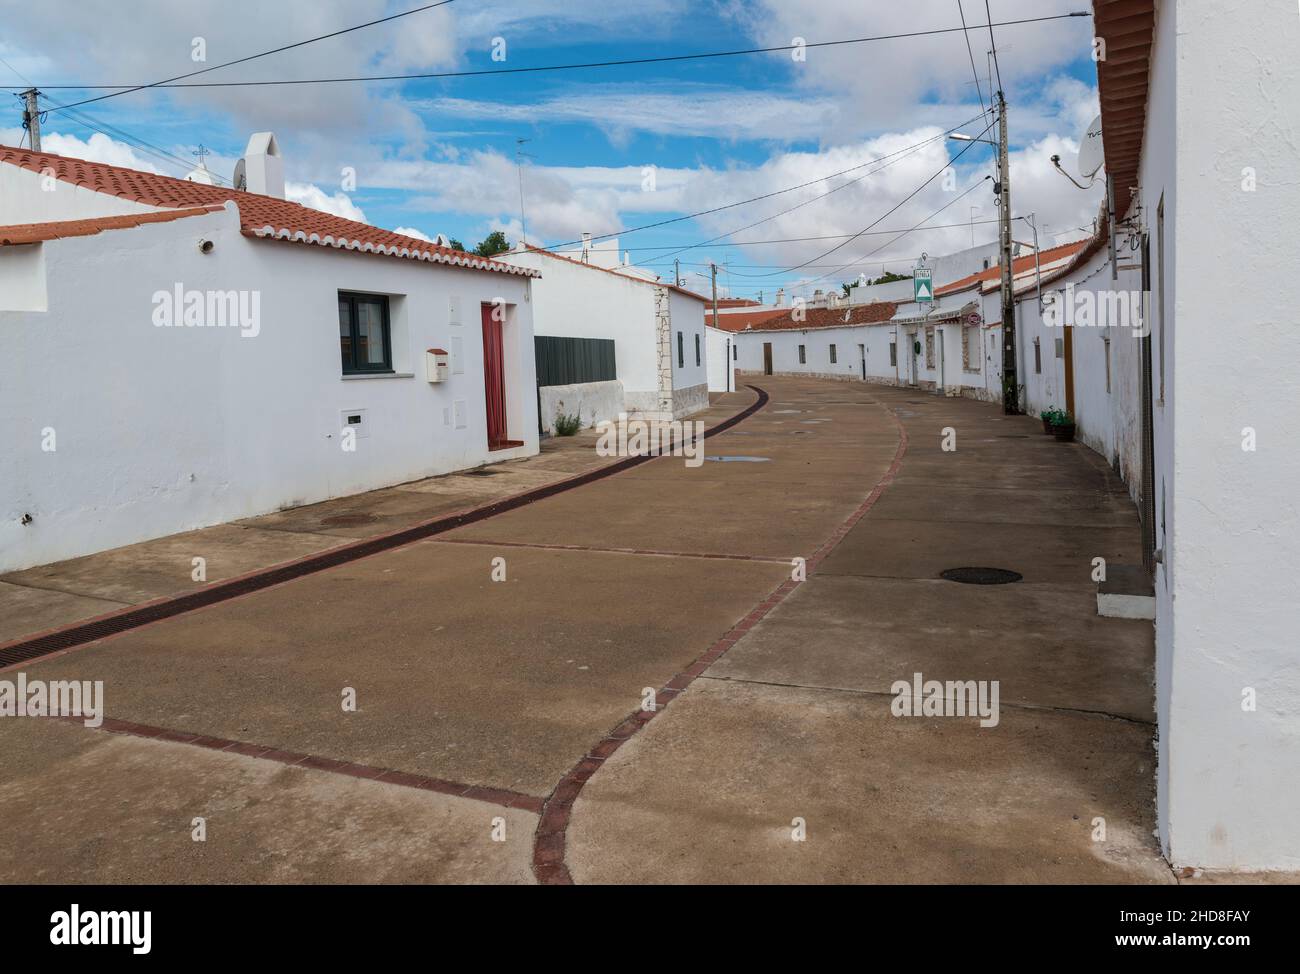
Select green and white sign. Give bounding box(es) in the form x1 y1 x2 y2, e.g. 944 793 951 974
914 267 934 304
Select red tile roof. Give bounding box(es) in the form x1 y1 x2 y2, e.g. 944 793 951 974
1093 0 1155 220
0 144 536 277
510 245 709 302
716 301 898 333
714 297 761 308
934 239 1090 297
708 308 790 332
0 206 223 246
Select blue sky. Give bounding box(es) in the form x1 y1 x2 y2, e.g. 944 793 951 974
0 0 1105 298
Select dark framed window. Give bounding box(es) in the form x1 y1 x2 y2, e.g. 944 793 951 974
798 344 806 364
829 343 837 364
889 342 897 366
677 331 684 368
338 292 392 374
732 344 737 361
694 334 701 367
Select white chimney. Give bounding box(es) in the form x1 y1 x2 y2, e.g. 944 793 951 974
233 132 284 198
581 232 592 263
775 288 784 307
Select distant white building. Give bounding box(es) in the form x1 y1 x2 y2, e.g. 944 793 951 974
0 135 540 572
505 247 710 427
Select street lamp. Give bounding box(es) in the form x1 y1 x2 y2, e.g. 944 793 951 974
948 132 998 147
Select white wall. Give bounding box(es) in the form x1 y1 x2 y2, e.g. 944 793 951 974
507 251 664 408
1156 0 1300 871
0 204 538 572
0 163 161 223
705 325 735 393
667 287 708 413
539 379 623 434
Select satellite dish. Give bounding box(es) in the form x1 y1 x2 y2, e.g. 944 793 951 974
1078 114 1104 179
232 158 247 191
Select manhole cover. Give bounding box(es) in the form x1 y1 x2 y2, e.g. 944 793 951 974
320 512 378 527
704 455 772 463
940 567 1023 585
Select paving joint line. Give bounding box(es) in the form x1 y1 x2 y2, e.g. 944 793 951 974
696 675 1156 727
52 714 546 813
429 537 791 564
530 392 908 885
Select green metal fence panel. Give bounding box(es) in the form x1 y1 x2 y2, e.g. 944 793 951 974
534 336 617 387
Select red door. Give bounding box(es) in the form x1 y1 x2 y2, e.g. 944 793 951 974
481 303 510 449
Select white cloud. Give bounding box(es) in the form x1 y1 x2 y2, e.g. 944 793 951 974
418 85 842 145
284 182 368 222
0 127 163 172
392 225 433 242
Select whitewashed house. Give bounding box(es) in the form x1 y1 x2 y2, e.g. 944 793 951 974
704 324 736 393
0 137 541 572
504 247 710 427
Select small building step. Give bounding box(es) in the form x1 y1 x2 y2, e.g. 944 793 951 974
1097 565 1155 620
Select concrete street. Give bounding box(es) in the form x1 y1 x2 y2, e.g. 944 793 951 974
0 377 1176 883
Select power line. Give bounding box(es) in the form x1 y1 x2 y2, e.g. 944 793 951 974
761 115 997 278
530 118 983 253
55 104 227 184
45 0 458 113
784 175 994 289
615 218 1013 252
957 0 987 117
639 117 983 264
38 12 1088 103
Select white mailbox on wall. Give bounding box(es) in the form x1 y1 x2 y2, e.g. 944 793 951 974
426 348 450 383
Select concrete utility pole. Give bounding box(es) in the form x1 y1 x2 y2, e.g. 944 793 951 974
996 89 1019 414
21 88 41 152
675 258 681 287
710 262 719 332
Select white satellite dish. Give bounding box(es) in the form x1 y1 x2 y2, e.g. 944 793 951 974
1078 114 1105 179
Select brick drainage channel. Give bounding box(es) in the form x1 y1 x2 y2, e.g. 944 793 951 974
0 386 770 671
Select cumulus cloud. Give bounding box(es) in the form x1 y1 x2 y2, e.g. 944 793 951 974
284 182 368 222
392 226 433 242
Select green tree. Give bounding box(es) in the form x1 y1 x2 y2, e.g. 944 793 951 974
446 237 466 252
473 231 511 257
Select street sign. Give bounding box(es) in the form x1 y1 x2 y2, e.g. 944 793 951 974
914 268 933 305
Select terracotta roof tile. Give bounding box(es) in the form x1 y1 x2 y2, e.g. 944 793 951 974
934 239 1090 297
0 206 223 246
717 301 898 333
708 308 790 332
0 144 536 278
509 245 708 301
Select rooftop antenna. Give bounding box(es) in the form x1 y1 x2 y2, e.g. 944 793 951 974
515 138 533 248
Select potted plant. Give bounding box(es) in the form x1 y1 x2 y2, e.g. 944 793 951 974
1039 406 1057 434
1049 409 1076 442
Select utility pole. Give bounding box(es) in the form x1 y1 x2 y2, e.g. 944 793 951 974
21 88 41 152
515 138 530 247
710 262 719 330
996 89 1018 414
674 258 680 287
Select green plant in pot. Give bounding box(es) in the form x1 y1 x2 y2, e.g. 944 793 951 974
1049 409 1076 442
1039 406 1058 434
